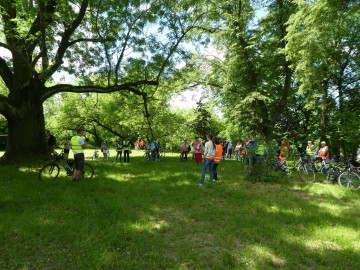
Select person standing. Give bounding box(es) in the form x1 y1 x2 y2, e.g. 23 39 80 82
213 138 223 181
59 137 70 159
70 128 86 181
113 140 123 163
199 134 217 186
101 142 108 160
46 130 56 154
123 137 131 163
306 140 316 161
318 141 329 160
193 137 203 164
227 140 233 159
180 140 190 161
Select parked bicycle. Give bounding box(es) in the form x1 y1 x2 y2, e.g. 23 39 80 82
289 154 316 182
337 159 360 190
39 151 94 181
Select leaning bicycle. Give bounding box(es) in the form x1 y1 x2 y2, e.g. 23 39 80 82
286 153 315 182
337 159 360 190
39 151 94 181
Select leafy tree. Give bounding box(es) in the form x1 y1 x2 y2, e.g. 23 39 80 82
0 0 209 163
285 0 360 154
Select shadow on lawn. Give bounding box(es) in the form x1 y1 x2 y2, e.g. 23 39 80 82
1 156 360 269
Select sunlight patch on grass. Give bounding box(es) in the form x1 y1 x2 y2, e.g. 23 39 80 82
305 240 342 252
244 245 287 268
127 219 169 233
35 217 55 226
105 173 136 182
306 225 359 251
170 180 193 186
271 206 304 217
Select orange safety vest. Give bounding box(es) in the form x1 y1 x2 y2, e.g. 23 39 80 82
319 146 329 159
214 144 223 164
278 146 288 161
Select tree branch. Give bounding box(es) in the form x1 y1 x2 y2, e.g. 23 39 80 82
26 0 57 54
40 0 89 81
42 80 159 102
87 118 126 139
0 56 14 90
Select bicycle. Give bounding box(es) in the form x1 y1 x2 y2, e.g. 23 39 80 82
39 151 94 181
289 154 316 182
337 159 360 190
323 156 343 184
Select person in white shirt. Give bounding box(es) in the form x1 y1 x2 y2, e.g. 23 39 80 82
199 134 217 186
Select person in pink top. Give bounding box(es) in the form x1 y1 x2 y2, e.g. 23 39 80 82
193 137 203 164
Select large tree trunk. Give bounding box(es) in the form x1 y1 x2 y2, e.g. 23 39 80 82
320 78 328 143
1 100 48 163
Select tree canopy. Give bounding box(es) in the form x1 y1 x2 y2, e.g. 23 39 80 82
0 0 359 162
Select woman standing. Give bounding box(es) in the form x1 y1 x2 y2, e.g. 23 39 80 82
193 137 203 164
213 138 223 181
199 134 217 186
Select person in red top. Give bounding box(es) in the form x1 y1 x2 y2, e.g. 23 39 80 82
193 137 203 164
213 138 223 182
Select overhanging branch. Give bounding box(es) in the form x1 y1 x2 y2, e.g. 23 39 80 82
42 80 159 102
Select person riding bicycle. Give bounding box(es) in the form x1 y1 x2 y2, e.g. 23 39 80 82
70 128 87 181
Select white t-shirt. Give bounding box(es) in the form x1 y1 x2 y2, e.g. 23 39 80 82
204 140 216 159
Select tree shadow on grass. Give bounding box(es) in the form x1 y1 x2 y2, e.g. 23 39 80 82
1 156 360 269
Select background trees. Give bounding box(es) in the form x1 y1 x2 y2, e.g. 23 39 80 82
0 0 358 162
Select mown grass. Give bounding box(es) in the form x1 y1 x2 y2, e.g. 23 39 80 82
0 150 359 269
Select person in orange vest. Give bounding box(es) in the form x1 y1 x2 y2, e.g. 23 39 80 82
319 141 329 160
278 139 289 162
213 138 223 182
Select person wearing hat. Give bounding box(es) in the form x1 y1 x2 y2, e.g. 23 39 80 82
318 141 329 160
70 128 87 181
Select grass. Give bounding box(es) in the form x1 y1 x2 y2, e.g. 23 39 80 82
0 149 360 269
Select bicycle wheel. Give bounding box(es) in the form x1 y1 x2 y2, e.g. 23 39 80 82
338 171 360 189
298 164 315 182
39 163 60 181
81 163 94 180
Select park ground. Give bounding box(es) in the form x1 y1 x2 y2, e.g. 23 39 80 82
0 150 359 269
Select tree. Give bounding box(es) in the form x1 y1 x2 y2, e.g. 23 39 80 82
0 0 208 163
285 0 360 153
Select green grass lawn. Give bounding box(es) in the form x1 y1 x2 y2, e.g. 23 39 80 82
1 149 359 269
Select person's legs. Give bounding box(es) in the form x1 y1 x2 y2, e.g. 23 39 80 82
124 150 129 162
209 160 214 182
213 163 218 180
200 159 210 185
73 153 84 181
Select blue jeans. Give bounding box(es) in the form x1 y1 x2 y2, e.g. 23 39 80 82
200 159 214 185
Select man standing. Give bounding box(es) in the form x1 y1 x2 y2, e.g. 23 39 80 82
46 130 56 154
123 137 131 163
70 128 87 181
